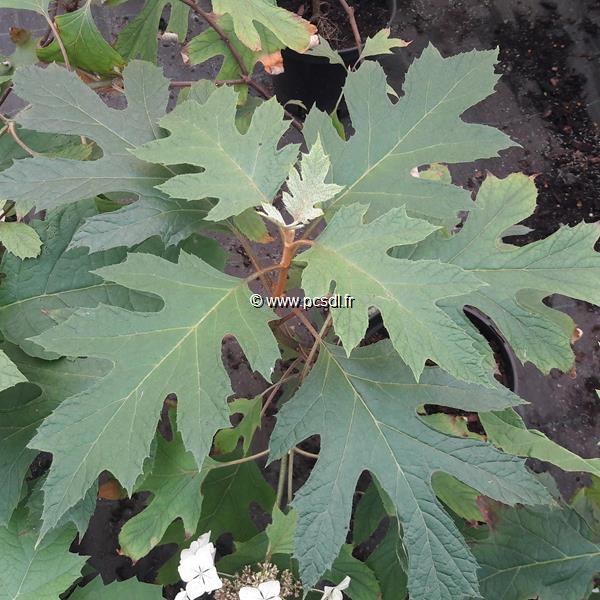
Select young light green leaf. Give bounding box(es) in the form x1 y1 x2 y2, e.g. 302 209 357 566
0 200 160 359
269 341 550 598
29 252 279 539
360 28 409 60
0 343 109 527
303 46 516 226
212 0 312 53
309 37 345 66
188 14 284 104
266 507 296 556
70 577 164 599
0 221 42 259
134 86 299 222
480 408 600 477
214 397 263 455
0 0 49 15
473 502 600 600
298 203 491 385
0 501 86 600
571 476 600 534
115 0 189 62
0 61 199 250
119 419 216 561
261 137 344 229
37 3 126 74
0 348 26 391
431 473 482 522
402 174 600 373
233 207 272 244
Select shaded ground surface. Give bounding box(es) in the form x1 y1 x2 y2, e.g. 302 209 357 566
1 0 599 591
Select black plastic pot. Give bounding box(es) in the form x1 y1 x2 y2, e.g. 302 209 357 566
366 306 521 394
273 0 398 113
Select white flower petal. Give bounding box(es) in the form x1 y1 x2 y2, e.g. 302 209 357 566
196 545 216 571
321 589 342 600
178 559 200 583
196 531 212 548
180 548 195 561
337 576 351 591
202 567 223 592
239 587 264 600
174 589 189 600
259 580 281 599
186 577 207 600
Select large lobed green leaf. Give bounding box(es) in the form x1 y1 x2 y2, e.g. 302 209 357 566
303 45 517 226
269 341 550 599
0 200 160 360
70 577 164 600
0 343 108 527
115 0 190 62
134 85 299 221
298 204 490 385
472 502 600 600
212 0 311 52
0 498 86 600
187 13 284 104
400 174 600 373
29 252 279 538
0 0 49 14
118 418 215 561
37 3 126 74
0 62 208 250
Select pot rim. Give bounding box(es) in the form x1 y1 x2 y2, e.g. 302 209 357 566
366 305 521 395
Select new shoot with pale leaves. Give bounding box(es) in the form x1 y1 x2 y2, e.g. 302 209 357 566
260 137 343 230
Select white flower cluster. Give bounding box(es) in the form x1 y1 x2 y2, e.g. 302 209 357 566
175 532 223 600
321 576 351 600
236 576 349 600
239 580 282 600
175 533 351 600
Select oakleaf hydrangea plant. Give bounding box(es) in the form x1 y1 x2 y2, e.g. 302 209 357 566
0 1 599 600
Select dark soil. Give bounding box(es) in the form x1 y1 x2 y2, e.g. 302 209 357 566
278 0 391 49
492 8 600 241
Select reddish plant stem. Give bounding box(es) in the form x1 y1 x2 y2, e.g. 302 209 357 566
170 78 247 88
273 228 297 298
261 358 302 417
178 0 303 130
179 0 249 73
338 0 363 52
301 313 332 380
0 114 40 156
293 446 319 460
